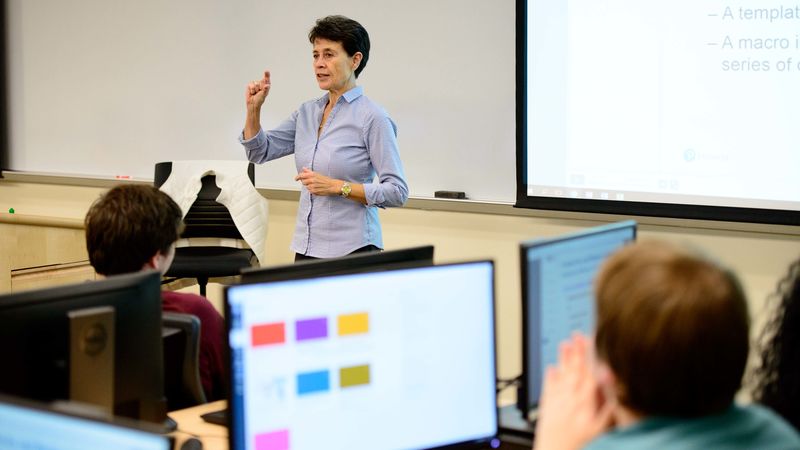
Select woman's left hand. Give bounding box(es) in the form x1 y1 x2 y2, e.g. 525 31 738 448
295 167 340 196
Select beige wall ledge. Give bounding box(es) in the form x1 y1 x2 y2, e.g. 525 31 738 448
2 170 798 236
0 213 84 229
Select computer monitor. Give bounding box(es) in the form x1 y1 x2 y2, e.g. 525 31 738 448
226 261 499 450
239 245 434 284
0 271 168 428
0 394 170 450
518 220 637 417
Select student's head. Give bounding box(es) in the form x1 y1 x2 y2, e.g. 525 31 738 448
594 240 749 418
752 258 800 431
308 15 370 79
85 184 183 276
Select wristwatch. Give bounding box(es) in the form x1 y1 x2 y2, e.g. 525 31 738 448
340 181 352 198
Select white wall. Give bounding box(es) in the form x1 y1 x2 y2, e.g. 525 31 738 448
7 0 516 201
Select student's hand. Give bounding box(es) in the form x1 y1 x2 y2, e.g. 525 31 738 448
245 70 271 112
533 334 616 450
294 167 339 196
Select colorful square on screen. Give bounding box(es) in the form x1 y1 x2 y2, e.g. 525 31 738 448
254 429 289 450
251 322 285 347
295 317 328 341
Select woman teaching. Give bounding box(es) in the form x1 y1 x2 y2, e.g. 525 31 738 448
239 15 409 261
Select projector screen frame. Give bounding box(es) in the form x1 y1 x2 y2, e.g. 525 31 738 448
514 0 800 227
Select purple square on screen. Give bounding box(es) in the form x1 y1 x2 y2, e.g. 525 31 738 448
295 317 328 341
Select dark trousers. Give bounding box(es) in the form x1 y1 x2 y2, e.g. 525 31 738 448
294 245 381 262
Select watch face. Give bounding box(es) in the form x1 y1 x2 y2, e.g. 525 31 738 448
341 183 352 197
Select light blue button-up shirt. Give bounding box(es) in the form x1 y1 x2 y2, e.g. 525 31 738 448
240 86 408 258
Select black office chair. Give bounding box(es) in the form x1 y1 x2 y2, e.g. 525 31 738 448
154 161 259 297
162 312 206 411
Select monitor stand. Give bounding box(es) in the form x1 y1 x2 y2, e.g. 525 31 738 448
68 306 176 433
498 405 535 446
68 306 115 414
163 415 178 433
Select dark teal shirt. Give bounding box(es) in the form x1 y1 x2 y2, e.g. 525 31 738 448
585 404 800 450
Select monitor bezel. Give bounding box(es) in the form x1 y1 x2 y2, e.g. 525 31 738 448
226 259 500 450
0 393 170 447
518 220 637 416
0 270 167 426
239 245 435 284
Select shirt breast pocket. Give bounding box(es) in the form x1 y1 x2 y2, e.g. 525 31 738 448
329 124 371 181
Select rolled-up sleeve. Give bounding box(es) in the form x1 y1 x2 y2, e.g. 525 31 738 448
363 115 409 207
239 111 299 164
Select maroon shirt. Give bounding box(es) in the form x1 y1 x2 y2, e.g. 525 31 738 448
161 291 226 401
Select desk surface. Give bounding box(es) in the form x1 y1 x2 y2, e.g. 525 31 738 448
170 400 228 450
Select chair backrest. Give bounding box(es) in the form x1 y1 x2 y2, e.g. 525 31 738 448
154 161 256 240
162 312 206 411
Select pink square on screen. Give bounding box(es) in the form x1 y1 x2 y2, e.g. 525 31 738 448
255 429 290 450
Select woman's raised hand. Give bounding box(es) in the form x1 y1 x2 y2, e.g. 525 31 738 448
246 70 271 111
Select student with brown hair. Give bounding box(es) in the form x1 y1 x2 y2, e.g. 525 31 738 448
533 241 800 450
84 184 226 401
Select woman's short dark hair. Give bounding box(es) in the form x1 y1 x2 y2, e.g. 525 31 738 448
85 184 183 276
308 15 370 78
752 258 800 431
594 241 750 417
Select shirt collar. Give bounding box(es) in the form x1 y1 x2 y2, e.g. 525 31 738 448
316 85 364 106
342 85 364 103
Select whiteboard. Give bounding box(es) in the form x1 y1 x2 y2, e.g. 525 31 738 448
7 0 516 202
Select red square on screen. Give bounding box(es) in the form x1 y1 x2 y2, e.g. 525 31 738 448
252 322 285 346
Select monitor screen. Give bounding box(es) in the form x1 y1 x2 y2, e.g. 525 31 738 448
226 261 499 450
0 271 167 427
240 245 434 284
0 395 169 450
519 220 637 416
